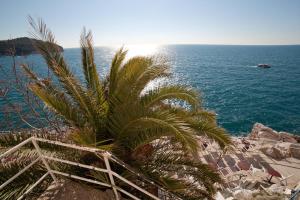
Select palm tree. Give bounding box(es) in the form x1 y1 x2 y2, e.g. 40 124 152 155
13 17 231 199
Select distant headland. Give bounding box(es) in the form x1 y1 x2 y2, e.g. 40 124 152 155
0 37 63 56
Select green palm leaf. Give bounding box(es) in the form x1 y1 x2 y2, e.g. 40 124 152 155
141 85 201 110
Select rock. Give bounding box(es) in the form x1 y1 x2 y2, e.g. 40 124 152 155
279 132 298 143
249 123 280 141
260 144 289 160
267 184 286 194
249 123 300 159
246 180 260 190
240 180 261 190
233 189 255 200
290 143 300 159
293 135 300 143
276 142 292 157
252 192 289 200
249 123 299 143
215 191 226 200
284 188 292 195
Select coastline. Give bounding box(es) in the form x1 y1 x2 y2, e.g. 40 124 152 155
205 123 300 199
1 122 300 200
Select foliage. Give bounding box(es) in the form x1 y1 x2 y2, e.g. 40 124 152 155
0 17 232 199
0 150 45 200
141 139 223 199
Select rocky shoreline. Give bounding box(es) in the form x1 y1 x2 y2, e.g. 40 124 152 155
248 123 300 143
217 123 300 200
246 123 300 160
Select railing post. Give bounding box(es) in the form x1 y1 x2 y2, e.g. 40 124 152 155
103 152 120 200
31 137 57 182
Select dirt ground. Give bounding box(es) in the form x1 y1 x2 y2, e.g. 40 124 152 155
37 179 127 200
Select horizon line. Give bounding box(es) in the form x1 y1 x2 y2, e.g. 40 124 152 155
64 43 300 49
1 37 299 48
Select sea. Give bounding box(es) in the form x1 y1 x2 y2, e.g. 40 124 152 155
0 45 300 135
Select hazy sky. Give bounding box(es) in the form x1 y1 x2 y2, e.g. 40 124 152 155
1 0 300 47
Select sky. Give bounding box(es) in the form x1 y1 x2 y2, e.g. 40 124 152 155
0 0 300 48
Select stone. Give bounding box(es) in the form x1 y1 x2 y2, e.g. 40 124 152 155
260 144 287 160
279 132 298 143
248 123 299 144
249 123 280 141
233 189 254 200
290 143 300 159
276 142 292 158
267 184 285 194
215 191 226 200
293 135 300 143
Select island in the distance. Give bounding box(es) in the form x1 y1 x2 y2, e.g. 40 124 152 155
0 37 63 56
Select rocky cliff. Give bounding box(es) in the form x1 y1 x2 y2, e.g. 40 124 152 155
248 123 300 159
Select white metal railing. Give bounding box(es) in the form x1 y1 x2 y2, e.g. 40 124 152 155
0 136 178 200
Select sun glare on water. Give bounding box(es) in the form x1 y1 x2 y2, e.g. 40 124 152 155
124 44 160 58
111 44 166 93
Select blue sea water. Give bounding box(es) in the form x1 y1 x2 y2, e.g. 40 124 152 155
0 45 300 135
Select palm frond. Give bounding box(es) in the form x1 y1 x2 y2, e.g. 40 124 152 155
192 121 232 149
141 85 201 110
140 141 223 200
28 17 100 127
117 112 198 153
80 29 106 106
0 150 47 200
114 56 153 94
29 83 86 127
132 57 171 96
108 47 127 96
